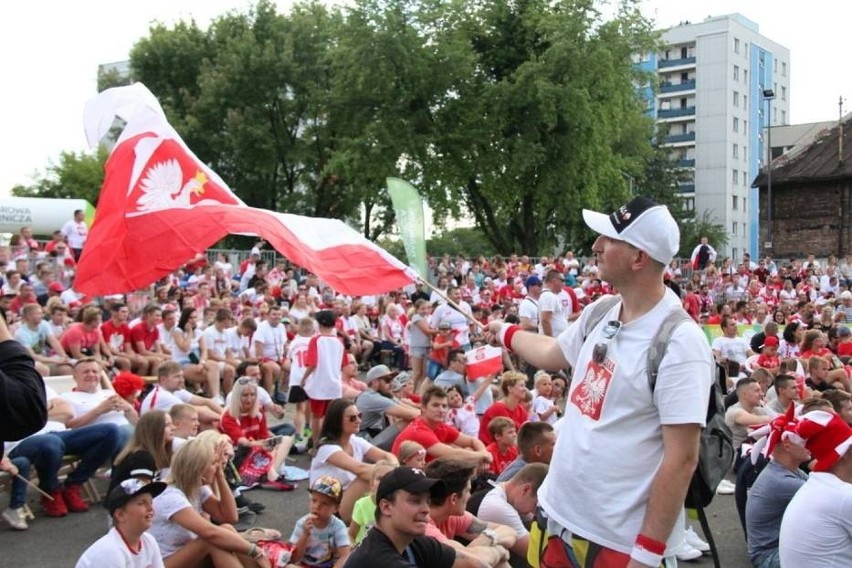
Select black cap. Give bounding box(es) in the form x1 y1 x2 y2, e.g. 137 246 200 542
106 478 166 515
314 309 336 328
376 466 446 503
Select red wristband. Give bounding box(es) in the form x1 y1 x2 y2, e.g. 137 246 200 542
635 534 666 555
502 324 521 353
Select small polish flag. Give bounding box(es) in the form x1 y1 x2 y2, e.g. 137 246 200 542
465 345 503 379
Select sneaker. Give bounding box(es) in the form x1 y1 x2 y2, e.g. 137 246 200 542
41 490 69 517
260 479 296 492
1 507 28 530
675 543 703 562
233 510 257 532
716 479 736 495
685 526 710 553
61 484 90 513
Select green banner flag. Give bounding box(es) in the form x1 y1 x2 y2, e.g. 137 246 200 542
387 177 428 279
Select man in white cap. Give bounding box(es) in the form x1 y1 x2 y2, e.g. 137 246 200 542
778 410 852 567
489 196 713 567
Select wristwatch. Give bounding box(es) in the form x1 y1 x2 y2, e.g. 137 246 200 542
482 528 499 546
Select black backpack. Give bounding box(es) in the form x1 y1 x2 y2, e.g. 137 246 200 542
583 295 734 568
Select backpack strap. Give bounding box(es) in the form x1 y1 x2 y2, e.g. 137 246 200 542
646 307 694 392
581 295 622 342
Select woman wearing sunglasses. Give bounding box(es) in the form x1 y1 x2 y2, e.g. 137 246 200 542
309 398 398 524
219 378 294 490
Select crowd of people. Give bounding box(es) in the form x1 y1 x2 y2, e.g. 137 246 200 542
1 199 851 568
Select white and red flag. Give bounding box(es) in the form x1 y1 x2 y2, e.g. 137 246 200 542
78 84 417 296
464 344 503 380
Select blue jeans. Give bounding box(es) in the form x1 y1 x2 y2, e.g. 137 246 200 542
753 549 780 568
9 423 121 492
8 456 30 508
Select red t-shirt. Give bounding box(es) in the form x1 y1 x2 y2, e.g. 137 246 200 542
101 320 131 351
756 353 780 370
486 442 519 475
392 417 461 462
130 322 159 352
60 323 102 354
837 341 852 357
219 412 270 444
479 402 529 445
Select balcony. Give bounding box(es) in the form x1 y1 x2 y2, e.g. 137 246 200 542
660 79 696 94
663 132 696 144
677 183 696 194
658 106 696 119
659 56 696 69
676 158 696 168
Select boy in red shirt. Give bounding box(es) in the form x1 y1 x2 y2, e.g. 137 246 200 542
486 417 519 476
756 336 781 376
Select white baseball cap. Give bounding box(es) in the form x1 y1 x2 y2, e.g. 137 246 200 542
582 197 680 265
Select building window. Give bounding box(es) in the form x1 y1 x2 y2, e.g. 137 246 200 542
782 110 787 124
733 65 739 80
774 107 778 122
732 248 738 260
732 222 737 235
744 69 748 84
734 38 740 53
733 117 739 132
782 86 787 101
743 171 749 187
733 194 739 209
743 197 747 212
744 146 748 161
743 94 748 111
733 143 739 158
733 170 739 185
782 61 787 76
733 91 739 106
744 120 748 134
683 197 695 212
774 59 778 73
743 223 747 237
745 43 749 57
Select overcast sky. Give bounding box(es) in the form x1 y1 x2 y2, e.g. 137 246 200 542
1 0 848 194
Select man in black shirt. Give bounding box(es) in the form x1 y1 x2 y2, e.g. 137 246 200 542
344 466 456 567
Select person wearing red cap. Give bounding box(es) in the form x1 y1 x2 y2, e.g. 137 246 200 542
755 336 781 376
779 410 852 567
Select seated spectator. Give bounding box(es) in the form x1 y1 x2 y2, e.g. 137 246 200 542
423 458 516 567
342 466 465 568
478 463 548 560
0 454 31 530
445 385 480 438
57 360 135 457
432 349 467 394
130 305 170 375
340 354 367 400
170 307 223 405
46 303 70 339
765 375 802 417
76 477 167 567
479 371 529 445
356 365 420 451
823 389 852 425
390 370 420 406
348 461 396 546
220 378 294 490
200 309 239 394
288 476 351 567
101 303 148 375
60 306 110 365
110 410 177 496
779 410 852 567
496 421 556 482
226 360 291 435
15 303 73 376
310 398 397 524
805 356 846 393
397 440 427 469
530 372 559 424
485 417 518 476
392 386 492 468
746 408 810 568
755 336 781 376
5 385 121 517
379 303 406 370
712 315 754 367
140 361 223 430
148 435 268 567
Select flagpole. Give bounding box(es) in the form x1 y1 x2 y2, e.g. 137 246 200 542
417 278 485 330
15 474 54 501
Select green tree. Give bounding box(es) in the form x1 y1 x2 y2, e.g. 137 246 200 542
11 147 107 205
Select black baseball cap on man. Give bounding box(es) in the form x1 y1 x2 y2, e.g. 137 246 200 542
376 466 447 503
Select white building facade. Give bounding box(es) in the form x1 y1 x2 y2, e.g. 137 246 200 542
644 14 789 260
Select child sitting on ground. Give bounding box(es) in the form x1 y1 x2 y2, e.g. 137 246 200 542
347 461 396 545
485 417 519 476
531 372 559 425
287 476 351 568
398 441 427 469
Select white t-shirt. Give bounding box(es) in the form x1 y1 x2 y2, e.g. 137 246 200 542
303 335 346 400
531 395 557 425
149 485 214 558
712 335 751 365
430 302 472 347
478 485 529 538
287 334 312 387
61 389 131 427
779 472 852 567
538 290 569 337
62 220 88 249
140 386 194 414
76 527 164 568
201 326 232 359
518 297 540 329
253 321 287 360
157 324 179 356
309 436 374 489
539 289 713 555
170 328 201 363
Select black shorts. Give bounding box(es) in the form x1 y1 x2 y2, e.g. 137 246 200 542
288 385 309 403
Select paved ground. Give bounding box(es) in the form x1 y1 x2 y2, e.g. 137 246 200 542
0 397 753 566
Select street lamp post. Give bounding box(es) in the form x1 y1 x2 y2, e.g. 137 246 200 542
763 88 775 250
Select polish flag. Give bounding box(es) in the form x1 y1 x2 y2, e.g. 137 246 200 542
465 345 503 379
78 84 417 297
